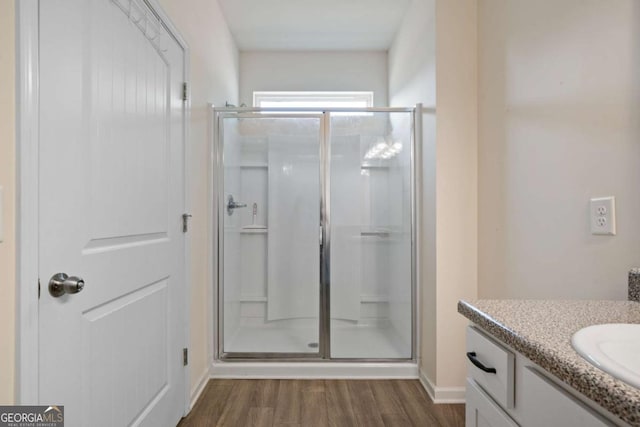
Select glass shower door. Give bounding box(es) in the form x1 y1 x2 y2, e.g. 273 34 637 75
329 111 414 359
219 114 323 356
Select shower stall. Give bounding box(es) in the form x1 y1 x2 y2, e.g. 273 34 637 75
213 106 421 362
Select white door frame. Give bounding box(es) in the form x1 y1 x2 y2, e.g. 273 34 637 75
15 0 192 414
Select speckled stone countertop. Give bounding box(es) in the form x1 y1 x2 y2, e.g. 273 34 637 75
458 299 640 426
630 269 640 302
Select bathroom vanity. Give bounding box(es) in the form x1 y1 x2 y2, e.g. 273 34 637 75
458 300 640 427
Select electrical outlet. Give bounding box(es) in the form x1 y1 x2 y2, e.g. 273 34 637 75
590 196 616 235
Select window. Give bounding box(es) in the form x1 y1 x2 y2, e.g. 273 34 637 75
253 91 374 110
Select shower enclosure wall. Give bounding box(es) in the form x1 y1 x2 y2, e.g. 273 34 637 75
213 106 420 361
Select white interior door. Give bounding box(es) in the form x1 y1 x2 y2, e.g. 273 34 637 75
38 0 186 426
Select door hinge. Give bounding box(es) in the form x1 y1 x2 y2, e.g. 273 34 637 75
182 82 188 102
182 213 192 233
183 348 188 366
38 278 41 299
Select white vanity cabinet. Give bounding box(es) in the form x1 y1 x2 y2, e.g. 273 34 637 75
465 326 619 427
466 378 518 427
519 366 610 427
465 326 518 427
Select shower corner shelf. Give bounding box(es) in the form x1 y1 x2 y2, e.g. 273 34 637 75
361 164 390 170
240 228 268 234
240 162 268 169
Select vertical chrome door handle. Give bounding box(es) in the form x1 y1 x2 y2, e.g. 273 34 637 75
49 273 85 297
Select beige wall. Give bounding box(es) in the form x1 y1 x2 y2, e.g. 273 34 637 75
156 0 239 400
239 51 389 107
0 0 16 405
389 0 478 394
434 0 478 389
388 0 438 385
478 0 640 299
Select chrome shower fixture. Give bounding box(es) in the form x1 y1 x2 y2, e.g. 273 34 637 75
227 194 247 216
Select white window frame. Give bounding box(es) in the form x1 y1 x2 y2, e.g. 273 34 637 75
253 91 374 109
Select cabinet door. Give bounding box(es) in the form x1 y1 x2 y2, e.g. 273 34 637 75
466 379 519 427
520 368 612 427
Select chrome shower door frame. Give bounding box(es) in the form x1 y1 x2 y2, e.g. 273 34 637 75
214 111 325 360
213 106 421 362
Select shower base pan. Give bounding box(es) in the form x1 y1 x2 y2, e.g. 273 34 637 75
224 321 409 359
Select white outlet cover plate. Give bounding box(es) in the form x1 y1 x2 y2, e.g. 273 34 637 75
590 196 616 235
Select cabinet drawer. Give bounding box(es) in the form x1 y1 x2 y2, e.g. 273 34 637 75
466 378 519 427
466 326 515 408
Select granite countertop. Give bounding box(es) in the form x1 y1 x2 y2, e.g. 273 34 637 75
458 299 640 426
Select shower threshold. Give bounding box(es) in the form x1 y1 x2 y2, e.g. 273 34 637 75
210 360 419 380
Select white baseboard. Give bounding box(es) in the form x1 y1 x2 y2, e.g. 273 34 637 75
419 369 437 399
419 369 466 404
189 368 210 410
211 361 418 379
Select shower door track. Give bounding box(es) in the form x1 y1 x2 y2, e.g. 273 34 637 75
213 106 421 362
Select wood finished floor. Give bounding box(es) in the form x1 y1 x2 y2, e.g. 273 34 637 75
177 379 465 427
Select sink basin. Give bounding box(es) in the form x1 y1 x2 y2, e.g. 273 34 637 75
571 323 640 389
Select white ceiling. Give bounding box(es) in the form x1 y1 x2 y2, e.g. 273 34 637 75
217 0 412 51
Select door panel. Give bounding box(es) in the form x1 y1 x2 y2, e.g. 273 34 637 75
82 281 168 427
38 0 185 426
89 5 170 240
329 112 413 359
220 115 322 355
